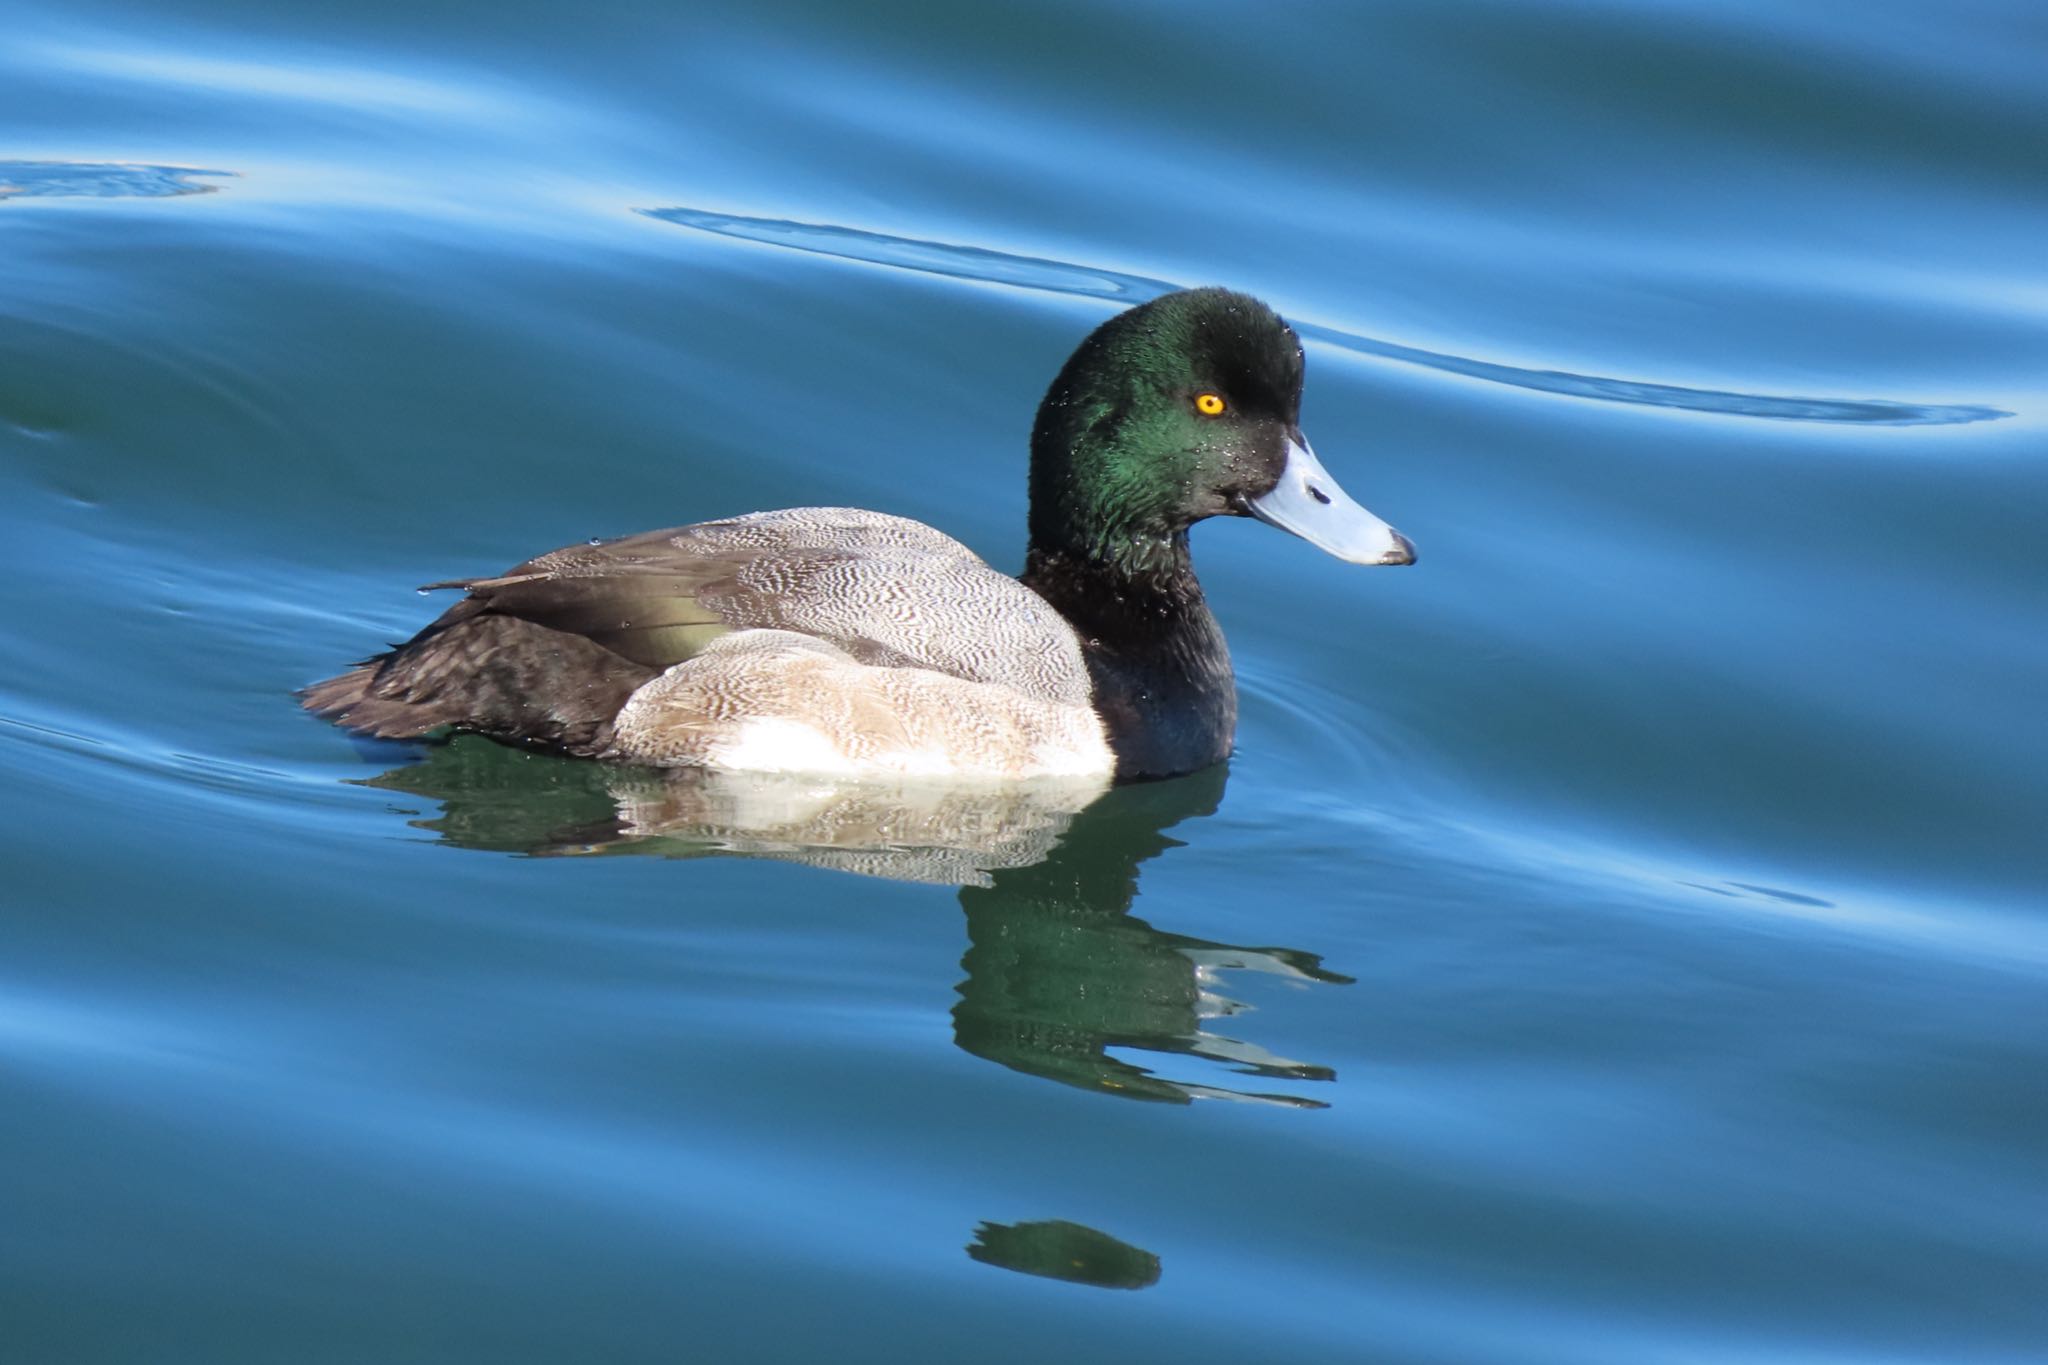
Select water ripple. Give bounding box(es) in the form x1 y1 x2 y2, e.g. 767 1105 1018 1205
28 41 511 117
0 160 234 200
642 207 2010 427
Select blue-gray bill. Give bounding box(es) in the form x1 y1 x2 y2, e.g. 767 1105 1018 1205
1244 434 1416 565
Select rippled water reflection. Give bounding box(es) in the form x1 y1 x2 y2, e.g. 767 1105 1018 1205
5 0 2047 1360
646 206 2014 425
372 744 1347 1107
0 159 234 198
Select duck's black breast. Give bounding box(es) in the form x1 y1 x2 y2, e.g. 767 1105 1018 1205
1022 558 1237 782
1083 630 1237 781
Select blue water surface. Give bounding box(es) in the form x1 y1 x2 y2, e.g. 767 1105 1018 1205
4 1 2047 1361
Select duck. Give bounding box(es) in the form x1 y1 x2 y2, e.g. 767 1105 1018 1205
302 288 1415 783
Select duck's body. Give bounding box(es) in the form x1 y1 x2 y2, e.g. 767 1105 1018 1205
304 289 1413 782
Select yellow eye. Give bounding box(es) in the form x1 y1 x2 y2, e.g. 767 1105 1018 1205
1194 392 1226 416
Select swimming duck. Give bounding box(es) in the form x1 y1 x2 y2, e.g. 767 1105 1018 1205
303 288 1414 782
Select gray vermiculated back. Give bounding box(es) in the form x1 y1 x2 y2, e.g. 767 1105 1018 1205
486 508 1097 707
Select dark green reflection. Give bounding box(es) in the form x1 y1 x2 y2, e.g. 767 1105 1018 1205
955 768 1348 1107
362 739 1347 1104
967 1220 1160 1290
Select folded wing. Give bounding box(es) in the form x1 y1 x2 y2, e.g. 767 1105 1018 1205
301 508 1095 756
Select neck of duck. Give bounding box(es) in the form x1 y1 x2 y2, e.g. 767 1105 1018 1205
1021 524 1235 782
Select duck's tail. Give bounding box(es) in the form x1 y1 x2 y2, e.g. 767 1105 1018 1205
298 655 422 738
299 614 659 757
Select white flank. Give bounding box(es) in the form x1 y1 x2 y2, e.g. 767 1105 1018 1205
708 718 859 775
1031 732 1118 778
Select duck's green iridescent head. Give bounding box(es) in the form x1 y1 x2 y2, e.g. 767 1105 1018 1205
1027 287 1414 575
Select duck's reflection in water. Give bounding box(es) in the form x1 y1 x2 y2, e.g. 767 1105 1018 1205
361 736 1101 883
967 1219 1161 1290
955 765 1348 1107
363 739 1348 1106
